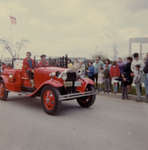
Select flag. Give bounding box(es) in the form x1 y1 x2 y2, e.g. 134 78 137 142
9 16 16 24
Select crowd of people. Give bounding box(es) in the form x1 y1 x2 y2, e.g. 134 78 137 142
68 53 148 102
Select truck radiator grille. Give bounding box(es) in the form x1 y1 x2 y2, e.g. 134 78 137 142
66 72 77 81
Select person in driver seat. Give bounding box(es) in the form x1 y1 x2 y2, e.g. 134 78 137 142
23 51 35 87
38 54 48 67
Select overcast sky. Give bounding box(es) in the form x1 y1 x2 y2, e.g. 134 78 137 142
0 0 148 58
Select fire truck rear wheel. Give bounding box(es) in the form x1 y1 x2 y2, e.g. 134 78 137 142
0 80 8 101
77 85 96 108
41 85 61 115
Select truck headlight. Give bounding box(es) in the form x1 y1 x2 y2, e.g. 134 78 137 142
8 74 14 82
9 74 13 78
77 69 82 76
61 73 67 81
49 72 56 77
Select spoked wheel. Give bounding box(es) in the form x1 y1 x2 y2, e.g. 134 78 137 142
77 85 96 108
0 80 8 101
41 86 60 115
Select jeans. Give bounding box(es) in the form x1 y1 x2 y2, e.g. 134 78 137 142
122 85 128 99
104 78 111 93
144 74 148 96
113 83 118 93
112 77 119 93
135 83 141 100
94 73 98 87
98 83 103 92
27 70 34 79
89 76 94 81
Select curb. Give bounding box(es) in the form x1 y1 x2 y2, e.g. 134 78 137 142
97 92 148 102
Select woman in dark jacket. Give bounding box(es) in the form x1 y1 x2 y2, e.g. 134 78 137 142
123 57 133 87
120 57 133 99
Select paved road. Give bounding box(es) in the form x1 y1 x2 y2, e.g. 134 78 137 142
0 93 148 150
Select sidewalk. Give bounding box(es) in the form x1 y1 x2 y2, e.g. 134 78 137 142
97 91 148 103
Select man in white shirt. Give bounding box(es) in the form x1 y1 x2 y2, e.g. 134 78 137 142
93 57 104 87
131 53 144 74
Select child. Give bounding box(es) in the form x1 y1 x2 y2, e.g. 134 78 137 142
98 67 104 92
133 64 142 101
103 64 111 94
110 61 120 94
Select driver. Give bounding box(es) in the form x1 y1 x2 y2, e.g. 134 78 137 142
23 51 35 87
38 54 48 67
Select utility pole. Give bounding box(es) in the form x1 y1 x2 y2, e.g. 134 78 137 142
139 42 143 60
113 44 118 61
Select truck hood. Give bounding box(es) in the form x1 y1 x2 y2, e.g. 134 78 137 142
35 67 69 73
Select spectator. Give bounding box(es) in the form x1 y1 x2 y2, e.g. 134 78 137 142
79 61 86 77
73 59 80 70
93 57 104 87
131 53 144 74
87 62 95 81
133 64 143 101
98 66 104 92
104 59 111 70
117 57 125 74
68 59 73 69
123 57 133 90
143 53 148 101
121 73 129 100
104 63 111 94
110 61 120 94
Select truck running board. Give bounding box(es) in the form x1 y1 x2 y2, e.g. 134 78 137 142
59 90 96 101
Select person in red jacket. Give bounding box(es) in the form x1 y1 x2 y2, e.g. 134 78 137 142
1 63 6 72
22 52 35 87
38 54 48 67
23 51 35 72
110 61 120 93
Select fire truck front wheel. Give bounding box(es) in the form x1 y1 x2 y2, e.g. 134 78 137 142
77 85 96 108
41 85 61 115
